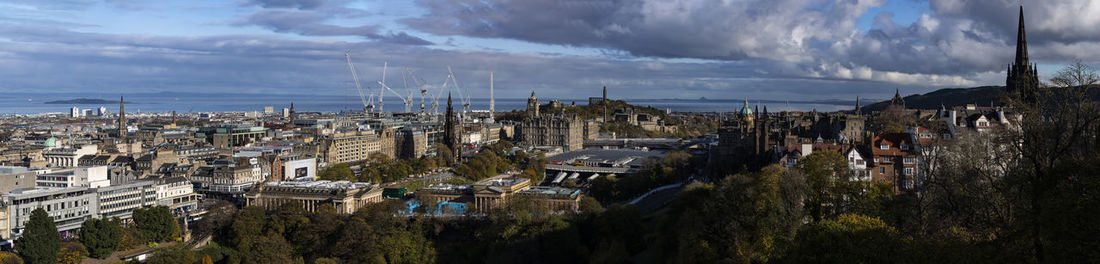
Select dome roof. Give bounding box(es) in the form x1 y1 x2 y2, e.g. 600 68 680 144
739 98 753 116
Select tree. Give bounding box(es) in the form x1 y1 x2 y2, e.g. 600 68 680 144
133 206 180 242
230 206 266 251
144 245 196 264
245 233 294 264
55 242 88 264
1049 60 1098 89
119 226 144 250
313 258 337 264
14 208 60 264
201 255 214 264
589 204 644 263
0 252 22 264
1006 61 1100 262
318 163 354 181
796 150 850 222
80 217 124 259
781 214 903 263
655 165 804 263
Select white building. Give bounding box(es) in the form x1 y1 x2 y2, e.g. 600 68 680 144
4 187 98 239
282 158 316 180
36 166 110 188
97 106 108 116
845 148 871 182
43 145 98 168
154 176 197 216
96 180 156 220
70 107 80 118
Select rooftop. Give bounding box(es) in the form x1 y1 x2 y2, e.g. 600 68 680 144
550 148 665 167
262 180 373 191
474 176 529 187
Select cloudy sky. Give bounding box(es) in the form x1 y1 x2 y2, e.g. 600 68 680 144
1 0 1097 101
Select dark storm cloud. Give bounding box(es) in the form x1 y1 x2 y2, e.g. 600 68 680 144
0 19 907 101
240 9 433 45
243 10 378 36
244 0 325 10
405 0 1100 83
237 1 433 45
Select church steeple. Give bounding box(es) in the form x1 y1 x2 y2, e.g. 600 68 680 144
1006 4 1040 104
444 93 458 163
117 95 126 139
1014 5 1029 69
890 88 905 108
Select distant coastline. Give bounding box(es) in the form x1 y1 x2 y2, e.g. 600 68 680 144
44 98 131 104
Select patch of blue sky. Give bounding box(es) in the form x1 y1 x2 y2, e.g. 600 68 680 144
856 0 928 30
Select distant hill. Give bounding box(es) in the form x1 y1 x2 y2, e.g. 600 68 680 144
44 98 131 104
861 86 1005 113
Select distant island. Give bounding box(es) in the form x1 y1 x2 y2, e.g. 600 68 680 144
44 98 131 104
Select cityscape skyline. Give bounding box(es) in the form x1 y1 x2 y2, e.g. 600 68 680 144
2 0 1098 101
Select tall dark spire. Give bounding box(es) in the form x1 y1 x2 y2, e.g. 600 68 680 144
118 95 126 139
855 96 862 114
444 93 458 163
890 88 905 108
1014 5 1029 69
1006 4 1040 104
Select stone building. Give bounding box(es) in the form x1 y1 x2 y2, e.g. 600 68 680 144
416 176 583 214
43 145 97 168
245 180 384 214
518 92 585 151
319 130 380 164
518 114 585 151
394 128 428 160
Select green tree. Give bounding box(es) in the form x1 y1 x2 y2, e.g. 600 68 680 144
781 214 903 263
230 206 266 251
14 208 60 264
55 242 88 264
144 245 196 264
133 206 180 242
318 163 354 181
796 150 850 222
119 226 144 250
80 217 124 259
0 252 23 264
245 233 294 264
589 204 644 263
313 258 337 264
655 165 804 263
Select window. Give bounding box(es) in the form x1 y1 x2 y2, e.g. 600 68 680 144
904 168 914 175
880 167 885 174
900 145 909 150
880 144 889 150
904 157 915 164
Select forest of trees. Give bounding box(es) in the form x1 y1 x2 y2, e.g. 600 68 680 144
12 206 180 264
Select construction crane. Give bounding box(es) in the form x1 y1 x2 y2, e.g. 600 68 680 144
430 71 452 114
489 71 495 121
378 62 386 113
406 68 428 114
345 52 373 113
377 62 414 113
447 66 472 115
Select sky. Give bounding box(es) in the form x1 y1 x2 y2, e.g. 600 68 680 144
1 0 1098 103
